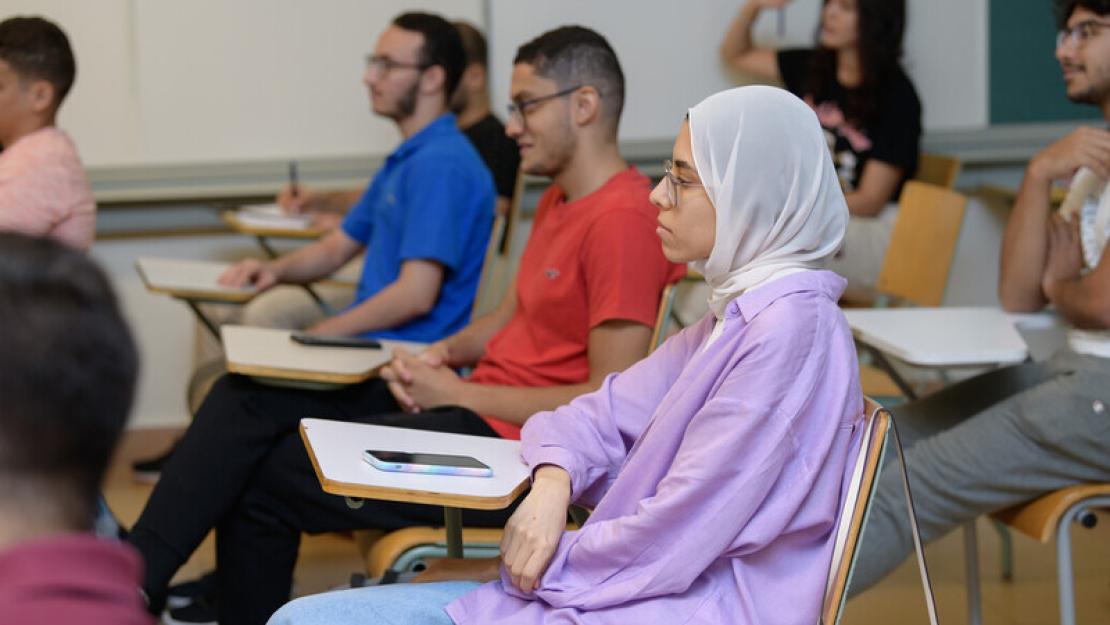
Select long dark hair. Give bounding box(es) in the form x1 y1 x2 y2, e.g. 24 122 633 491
806 0 905 128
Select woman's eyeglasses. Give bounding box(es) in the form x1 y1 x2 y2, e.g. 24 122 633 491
663 159 704 208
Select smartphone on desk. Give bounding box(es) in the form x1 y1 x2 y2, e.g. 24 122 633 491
290 332 381 349
362 450 493 478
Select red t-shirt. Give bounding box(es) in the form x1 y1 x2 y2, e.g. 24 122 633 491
470 167 686 439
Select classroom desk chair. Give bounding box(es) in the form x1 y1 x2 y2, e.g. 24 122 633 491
964 483 1110 625
857 181 968 399
354 279 691 577
360 398 941 625
471 167 524 320
914 153 962 190
823 397 939 625
875 180 968 309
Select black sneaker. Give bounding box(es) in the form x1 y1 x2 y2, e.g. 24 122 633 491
163 596 217 625
166 570 216 610
131 440 180 483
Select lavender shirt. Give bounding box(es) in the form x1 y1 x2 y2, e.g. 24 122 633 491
446 270 863 625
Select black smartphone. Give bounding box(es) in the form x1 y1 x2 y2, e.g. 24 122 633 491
290 332 382 349
362 449 493 477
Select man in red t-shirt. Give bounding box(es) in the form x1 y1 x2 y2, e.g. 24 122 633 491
129 26 683 624
382 27 684 440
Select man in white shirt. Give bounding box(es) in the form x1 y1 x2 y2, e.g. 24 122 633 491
850 0 1110 593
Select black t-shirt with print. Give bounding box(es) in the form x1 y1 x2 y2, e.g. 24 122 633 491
462 113 521 201
777 48 922 200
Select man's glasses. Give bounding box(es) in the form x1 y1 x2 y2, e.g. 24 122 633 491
1056 19 1110 49
365 54 430 74
506 85 590 126
662 159 704 208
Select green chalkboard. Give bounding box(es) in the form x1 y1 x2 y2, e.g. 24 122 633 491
990 0 1102 124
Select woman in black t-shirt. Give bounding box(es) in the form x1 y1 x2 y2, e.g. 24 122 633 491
721 0 922 298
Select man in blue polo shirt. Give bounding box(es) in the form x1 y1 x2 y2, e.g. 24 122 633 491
127 11 492 619
218 14 493 342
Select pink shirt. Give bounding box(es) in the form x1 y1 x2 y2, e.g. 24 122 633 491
0 127 95 251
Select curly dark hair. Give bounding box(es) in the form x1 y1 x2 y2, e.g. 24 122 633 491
1055 0 1110 28
806 0 905 129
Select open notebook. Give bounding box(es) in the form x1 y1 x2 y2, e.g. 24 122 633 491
136 257 258 303
232 203 317 231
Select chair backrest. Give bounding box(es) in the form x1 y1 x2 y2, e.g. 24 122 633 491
821 397 891 625
913 153 962 189
649 282 679 354
875 181 967 307
471 169 524 319
470 213 508 320
500 167 525 256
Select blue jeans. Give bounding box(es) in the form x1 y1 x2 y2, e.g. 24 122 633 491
267 581 481 625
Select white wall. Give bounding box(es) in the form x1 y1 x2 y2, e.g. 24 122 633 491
11 0 483 167
903 0 988 129
487 0 989 140
13 0 989 168
91 233 261 429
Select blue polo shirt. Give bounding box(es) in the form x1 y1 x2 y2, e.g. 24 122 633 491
341 113 495 342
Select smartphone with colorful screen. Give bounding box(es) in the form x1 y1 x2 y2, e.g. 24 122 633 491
362 449 493 478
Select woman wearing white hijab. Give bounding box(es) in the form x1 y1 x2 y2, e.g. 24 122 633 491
270 86 864 625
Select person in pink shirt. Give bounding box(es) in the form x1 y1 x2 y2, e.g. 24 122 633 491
271 86 863 625
0 16 94 252
0 233 149 625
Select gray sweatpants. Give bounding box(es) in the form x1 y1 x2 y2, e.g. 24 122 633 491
849 349 1110 594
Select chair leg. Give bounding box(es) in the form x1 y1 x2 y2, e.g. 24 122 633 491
1056 505 1079 625
1054 495 1110 625
990 519 1014 582
964 521 982 625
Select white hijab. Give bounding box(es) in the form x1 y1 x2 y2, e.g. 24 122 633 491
688 86 848 319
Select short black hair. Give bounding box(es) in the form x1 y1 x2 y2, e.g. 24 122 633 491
454 21 488 69
513 26 626 132
392 12 466 102
0 234 138 527
0 16 76 108
1056 0 1110 28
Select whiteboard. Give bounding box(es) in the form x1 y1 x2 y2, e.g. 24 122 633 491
22 0 483 167
487 0 988 143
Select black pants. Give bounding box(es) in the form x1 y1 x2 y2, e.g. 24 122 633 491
128 374 513 625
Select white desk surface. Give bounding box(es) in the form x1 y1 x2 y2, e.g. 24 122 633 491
222 325 426 384
300 418 530 510
844 307 1029 367
136 257 258 303
223 204 324 238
